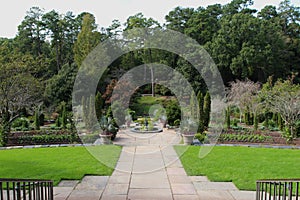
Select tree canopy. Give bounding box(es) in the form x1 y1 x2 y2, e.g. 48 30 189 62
0 0 300 145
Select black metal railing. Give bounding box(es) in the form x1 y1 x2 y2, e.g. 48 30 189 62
0 179 53 200
256 179 300 200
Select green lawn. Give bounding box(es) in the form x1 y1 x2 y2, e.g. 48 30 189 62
133 96 164 116
0 146 121 185
175 146 300 191
137 96 162 104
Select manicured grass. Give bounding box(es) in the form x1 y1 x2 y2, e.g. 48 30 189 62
133 96 163 116
137 96 161 104
133 96 175 116
175 146 300 191
0 146 121 185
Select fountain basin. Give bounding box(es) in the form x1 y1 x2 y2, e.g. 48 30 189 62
130 127 163 133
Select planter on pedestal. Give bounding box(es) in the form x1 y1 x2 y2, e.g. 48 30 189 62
99 133 112 144
182 134 194 145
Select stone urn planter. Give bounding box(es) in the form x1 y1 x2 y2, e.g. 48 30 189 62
99 133 112 144
182 133 194 145
99 116 118 144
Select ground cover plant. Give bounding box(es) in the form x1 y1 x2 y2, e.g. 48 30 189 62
0 146 121 185
175 146 300 190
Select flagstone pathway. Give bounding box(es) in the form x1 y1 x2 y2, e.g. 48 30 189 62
54 129 256 200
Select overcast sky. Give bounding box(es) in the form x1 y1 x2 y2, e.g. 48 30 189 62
1 0 299 38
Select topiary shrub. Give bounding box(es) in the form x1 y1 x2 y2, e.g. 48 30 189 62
166 100 181 126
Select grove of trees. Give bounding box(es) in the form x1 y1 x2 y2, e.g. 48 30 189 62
0 0 299 145
227 77 300 142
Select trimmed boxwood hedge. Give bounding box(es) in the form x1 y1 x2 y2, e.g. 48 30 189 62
7 130 81 146
218 133 271 143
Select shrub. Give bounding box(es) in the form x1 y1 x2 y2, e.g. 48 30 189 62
0 125 3 147
195 132 206 143
225 107 231 129
174 119 180 127
296 121 300 137
55 117 61 128
219 133 269 143
61 102 67 129
7 130 81 146
268 120 276 128
12 118 29 129
197 92 204 133
34 107 40 130
232 118 238 127
203 92 211 129
278 113 284 131
254 114 258 130
166 100 181 126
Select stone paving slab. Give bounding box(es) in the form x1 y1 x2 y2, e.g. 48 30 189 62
74 176 109 190
173 194 200 200
107 174 131 184
58 180 79 187
197 190 236 200
132 170 168 178
190 176 209 182
128 188 173 200
168 175 192 184
171 183 198 195
193 181 239 191
111 170 131 176
102 183 129 195
54 187 75 199
117 152 134 162
67 190 103 200
132 158 165 173
134 152 162 159
115 161 133 172
230 191 256 200
100 195 127 200
167 167 187 175
131 173 170 189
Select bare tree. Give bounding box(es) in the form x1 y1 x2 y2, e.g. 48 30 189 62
0 61 42 145
227 79 261 123
261 79 300 141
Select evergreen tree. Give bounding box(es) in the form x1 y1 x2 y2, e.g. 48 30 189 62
226 107 231 129
87 95 97 131
190 92 198 120
263 112 269 128
0 125 3 147
203 92 211 129
34 107 40 130
55 116 61 127
73 13 101 67
244 108 251 125
61 102 67 129
197 91 204 133
95 92 103 121
278 113 284 131
254 112 258 130
272 112 278 127
81 96 87 125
